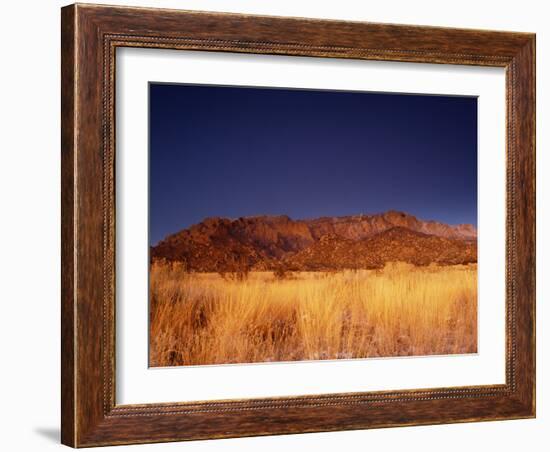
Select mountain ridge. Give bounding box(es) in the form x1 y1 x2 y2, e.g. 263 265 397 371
151 210 477 272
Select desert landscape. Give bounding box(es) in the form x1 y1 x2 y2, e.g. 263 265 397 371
148 84 478 367
149 210 477 366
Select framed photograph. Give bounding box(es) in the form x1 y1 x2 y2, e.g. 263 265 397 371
61 3 535 447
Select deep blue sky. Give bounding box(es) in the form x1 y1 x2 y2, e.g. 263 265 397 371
149 83 477 246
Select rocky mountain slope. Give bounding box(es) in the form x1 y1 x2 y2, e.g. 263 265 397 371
151 210 477 272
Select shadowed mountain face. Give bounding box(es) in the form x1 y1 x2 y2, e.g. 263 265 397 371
151 210 477 272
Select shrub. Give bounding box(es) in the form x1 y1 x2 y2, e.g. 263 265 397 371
273 264 292 280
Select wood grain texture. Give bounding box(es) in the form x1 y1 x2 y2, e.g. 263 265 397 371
60 5 76 446
61 3 536 447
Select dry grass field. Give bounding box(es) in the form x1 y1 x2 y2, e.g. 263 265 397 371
149 261 477 366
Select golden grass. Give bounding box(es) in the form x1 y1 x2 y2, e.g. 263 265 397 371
149 262 477 366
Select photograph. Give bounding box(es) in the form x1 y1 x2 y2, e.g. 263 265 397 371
148 83 478 367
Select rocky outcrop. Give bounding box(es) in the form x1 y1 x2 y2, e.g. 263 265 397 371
151 211 477 272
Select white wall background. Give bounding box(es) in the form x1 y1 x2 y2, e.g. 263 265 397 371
0 1 545 450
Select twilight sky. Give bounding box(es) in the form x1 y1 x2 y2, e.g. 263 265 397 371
149 83 477 246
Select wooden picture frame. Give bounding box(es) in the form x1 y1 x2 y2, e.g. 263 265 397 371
61 3 535 447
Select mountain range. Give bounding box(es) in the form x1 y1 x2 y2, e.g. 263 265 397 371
151 210 477 272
